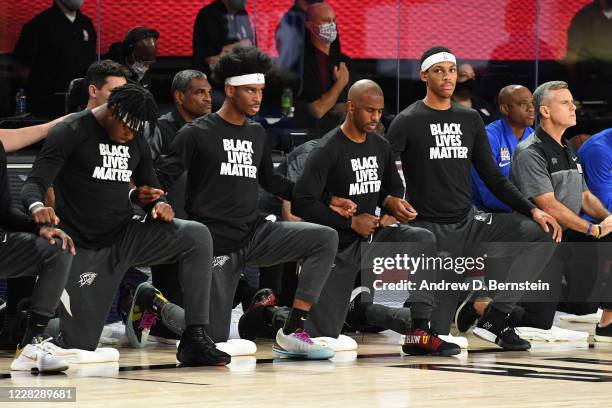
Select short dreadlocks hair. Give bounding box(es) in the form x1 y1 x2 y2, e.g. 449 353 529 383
107 83 158 132
212 45 272 84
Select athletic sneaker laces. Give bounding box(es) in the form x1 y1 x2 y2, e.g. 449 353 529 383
140 311 158 330
273 329 335 359
126 282 164 348
10 336 69 373
475 312 531 351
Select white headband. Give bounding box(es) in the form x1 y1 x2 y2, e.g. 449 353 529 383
225 73 265 86
421 52 457 72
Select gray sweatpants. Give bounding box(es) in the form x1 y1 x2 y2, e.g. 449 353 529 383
305 224 437 338
412 208 556 333
0 230 73 318
158 219 338 343
50 216 213 351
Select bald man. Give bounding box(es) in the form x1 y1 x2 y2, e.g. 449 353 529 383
291 80 460 356
297 1 349 137
471 85 535 212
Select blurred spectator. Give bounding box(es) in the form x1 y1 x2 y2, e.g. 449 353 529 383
106 26 159 89
12 0 96 118
578 128 612 219
275 0 329 77
566 0 612 102
65 60 129 114
452 63 497 125
192 0 254 77
296 2 349 138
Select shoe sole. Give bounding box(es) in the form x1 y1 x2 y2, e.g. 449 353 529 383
10 362 69 372
272 345 334 360
125 283 152 349
473 327 530 351
177 360 230 367
454 291 478 333
400 346 461 357
594 335 612 343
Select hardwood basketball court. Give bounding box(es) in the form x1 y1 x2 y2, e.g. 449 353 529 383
1 319 611 407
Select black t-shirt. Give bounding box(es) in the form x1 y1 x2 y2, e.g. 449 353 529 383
22 110 164 248
157 113 293 255
192 0 254 75
386 100 534 223
293 127 403 247
13 4 96 117
0 142 38 234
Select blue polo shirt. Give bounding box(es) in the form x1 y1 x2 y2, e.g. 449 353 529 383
471 118 533 211
578 128 612 221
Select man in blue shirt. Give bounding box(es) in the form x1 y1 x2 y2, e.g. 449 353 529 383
471 85 535 211
579 128 612 218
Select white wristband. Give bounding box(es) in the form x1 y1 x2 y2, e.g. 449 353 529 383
28 202 45 214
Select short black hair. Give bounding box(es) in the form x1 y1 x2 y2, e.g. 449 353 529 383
212 45 272 84
419 46 453 68
84 60 129 89
107 83 158 132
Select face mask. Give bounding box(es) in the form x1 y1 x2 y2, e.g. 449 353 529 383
227 0 247 11
318 22 337 45
454 78 476 97
60 0 84 11
131 62 149 81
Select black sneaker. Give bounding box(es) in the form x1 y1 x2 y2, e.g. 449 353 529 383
238 288 277 341
344 287 385 334
177 327 231 366
118 283 135 324
595 323 612 343
149 323 180 345
473 308 531 351
454 291 481 333
126 282 166 348
11 298 31 346
401 327 461 356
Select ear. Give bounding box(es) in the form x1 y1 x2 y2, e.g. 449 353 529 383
88 84 98 100
419 70 427 83
225 84 234 98
174 90 184 106
345 100 354 114
539 105 550 119
305 21 316 34
499 103 509 116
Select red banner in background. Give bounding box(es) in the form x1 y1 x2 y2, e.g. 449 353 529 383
0 0 593 60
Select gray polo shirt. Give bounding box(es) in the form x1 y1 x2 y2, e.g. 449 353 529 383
511 127 588 215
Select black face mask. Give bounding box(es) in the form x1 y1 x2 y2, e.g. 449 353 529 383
454 78 476 98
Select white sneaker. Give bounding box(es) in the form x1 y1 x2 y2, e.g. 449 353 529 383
10 338 69 373
273 329 335 360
